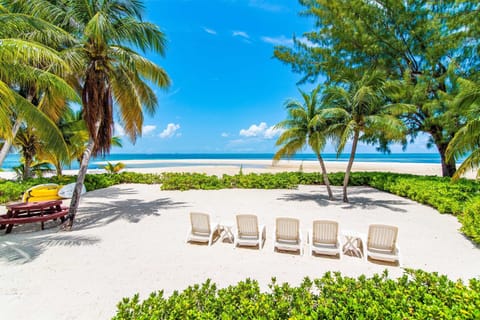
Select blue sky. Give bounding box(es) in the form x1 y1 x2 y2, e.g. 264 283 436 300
112 0 434 154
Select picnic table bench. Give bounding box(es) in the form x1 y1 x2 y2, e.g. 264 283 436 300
0 200 69 234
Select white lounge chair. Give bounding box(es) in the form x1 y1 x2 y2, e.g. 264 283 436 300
185 212 219 246
308 220 341 257
234 214 266 249
365 224 400 264
274 217 302 254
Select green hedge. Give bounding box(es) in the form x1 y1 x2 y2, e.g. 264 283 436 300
2 171 479 244
113 269 480 319
0 172 163 204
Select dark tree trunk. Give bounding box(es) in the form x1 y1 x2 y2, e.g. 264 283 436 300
23 155 32 180
64 119 101 230
437 142 457 177
316 153 334 200
343 130 360 203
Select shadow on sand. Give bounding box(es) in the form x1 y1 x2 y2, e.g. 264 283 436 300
0 231 100 264
75 195 188 230
0 187 187 264
278 186 410 213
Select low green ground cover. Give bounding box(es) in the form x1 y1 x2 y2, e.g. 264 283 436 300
113 270 480 319
1 171 479 243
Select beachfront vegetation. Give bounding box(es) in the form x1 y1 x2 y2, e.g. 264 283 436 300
113 269 480 319
2 171 480 243
104 162 126 174
319 71 410 202
0 0 171 228
274 87 334 200
274 0 479 178
0 6 77 168
447 79 480 180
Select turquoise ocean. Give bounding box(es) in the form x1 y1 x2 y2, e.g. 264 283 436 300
1 153 446 171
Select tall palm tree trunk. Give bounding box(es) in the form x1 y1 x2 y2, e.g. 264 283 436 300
65 119 100 229
0 119 22 167
316 153 334 200
343 130 360 203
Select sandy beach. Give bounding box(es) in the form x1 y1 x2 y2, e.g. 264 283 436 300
0 161 479 319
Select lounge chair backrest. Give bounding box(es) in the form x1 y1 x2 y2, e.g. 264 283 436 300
190 212 211 235
276 217 300 241
312 220 338 245
368 224 398 251
236 214 259 238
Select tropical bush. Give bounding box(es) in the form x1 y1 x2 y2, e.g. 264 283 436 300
104 162 126 174
113 269 480 319
1 171 479 244
0 172 163 203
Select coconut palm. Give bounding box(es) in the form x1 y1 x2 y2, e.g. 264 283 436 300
446 79 480 179
323 71 410 202
28 0 171 228
274 87 334 200
0 6 79 168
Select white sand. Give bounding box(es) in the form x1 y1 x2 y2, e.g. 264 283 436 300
0 162 479 319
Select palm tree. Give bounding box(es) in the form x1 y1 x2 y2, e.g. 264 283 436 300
323 71 410 202
274 87 334 200
30 0 170 228
0 6 78 168
446 79 480 179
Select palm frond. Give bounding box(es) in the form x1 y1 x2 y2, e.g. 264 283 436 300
109 45 170 88
0 13 76 47
110 67 144 142
0 80 14 137
113 19 167 55
12 91 69 162
0 39 70 75
453 148 480 180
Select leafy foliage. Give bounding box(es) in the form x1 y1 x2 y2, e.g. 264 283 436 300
0 172 162 203
2 171 479 242
104 162 126 174
274 0 480 177
113 270 480 319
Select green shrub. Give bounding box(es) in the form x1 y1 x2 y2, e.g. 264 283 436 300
1 170 479 244
460 197 480 244
0 172 163 203
113 270 480 319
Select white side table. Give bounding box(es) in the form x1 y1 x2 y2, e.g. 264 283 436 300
220 222 235 243
342 230 365 258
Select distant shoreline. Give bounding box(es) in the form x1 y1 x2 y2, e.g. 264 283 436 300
2 159 474 180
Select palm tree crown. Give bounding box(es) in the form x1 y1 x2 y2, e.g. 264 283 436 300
274 86 334 200
322 70 409 202
446 78 480 179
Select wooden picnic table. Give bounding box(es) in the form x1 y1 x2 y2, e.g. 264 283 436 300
0 200 68 234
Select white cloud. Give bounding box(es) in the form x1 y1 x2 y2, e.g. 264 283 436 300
239 122 282 139
159 123 180 138
203 27 217 35
240 122 267 137
142 125 156 135
260 35 293 46
221 132 229 137
114 123 125 136
232 30 250 39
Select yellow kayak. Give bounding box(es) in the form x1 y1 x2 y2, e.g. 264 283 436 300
22 183 63 202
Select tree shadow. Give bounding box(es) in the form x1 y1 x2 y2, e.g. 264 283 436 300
277 192 332 207
0 231 100 264
341 196 409 212
83 186 144 199
278 187 410 213
75 197 188 230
